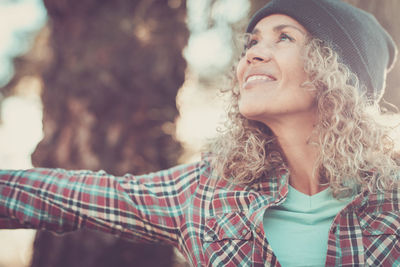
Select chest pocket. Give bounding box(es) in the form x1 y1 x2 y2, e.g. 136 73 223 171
359 211 400 266
360 211 400 236
202 212 254 266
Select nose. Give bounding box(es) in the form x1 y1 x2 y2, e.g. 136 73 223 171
245 45 272 64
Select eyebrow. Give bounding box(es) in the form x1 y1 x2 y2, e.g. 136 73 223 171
274 24 306 35
252 24 306 36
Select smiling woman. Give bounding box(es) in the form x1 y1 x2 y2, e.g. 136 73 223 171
236 15 315 128
1 0 400 266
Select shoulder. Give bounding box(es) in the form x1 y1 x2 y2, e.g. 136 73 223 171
356 184 400 214
134 156 212 182
139 153 214 184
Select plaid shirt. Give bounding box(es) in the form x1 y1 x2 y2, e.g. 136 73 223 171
1 155 400 266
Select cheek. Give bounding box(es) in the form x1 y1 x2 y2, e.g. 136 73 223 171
291 56 308 83
278 49 308 83
236 58 246 86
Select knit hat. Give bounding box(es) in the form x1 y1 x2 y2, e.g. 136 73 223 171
246 0 398 102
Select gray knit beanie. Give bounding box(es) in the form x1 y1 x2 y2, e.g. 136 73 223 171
246 0 398 102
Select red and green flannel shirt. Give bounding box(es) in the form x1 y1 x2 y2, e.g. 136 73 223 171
1 155 400 266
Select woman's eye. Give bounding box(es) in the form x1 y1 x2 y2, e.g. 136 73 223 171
244 39 258 50
278 33 294 42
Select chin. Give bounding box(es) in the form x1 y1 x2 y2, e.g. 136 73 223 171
239 109 263 122
238 106 253 118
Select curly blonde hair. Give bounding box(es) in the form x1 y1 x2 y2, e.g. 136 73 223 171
208 37 399 197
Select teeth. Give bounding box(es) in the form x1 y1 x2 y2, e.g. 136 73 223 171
246 75 274 82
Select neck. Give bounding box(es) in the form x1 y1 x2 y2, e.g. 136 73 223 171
265 112 326 195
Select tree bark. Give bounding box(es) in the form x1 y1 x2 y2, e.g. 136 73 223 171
29 1 188 267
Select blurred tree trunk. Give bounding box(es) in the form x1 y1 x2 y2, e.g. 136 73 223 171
29 0 188 267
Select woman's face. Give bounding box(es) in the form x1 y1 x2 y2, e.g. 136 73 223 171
236 14 316 125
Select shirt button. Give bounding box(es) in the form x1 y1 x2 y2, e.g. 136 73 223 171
256 228 262 234
204 233 213 242
241 229 248 235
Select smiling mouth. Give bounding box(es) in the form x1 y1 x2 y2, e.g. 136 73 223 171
243 74 277 88
246 75 276 82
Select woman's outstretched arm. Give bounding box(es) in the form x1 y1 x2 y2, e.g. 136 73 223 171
0 162 204 246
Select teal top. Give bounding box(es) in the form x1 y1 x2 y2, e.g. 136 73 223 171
263 185 354 267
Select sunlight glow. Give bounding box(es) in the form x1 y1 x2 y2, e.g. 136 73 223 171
184 27 233 75
0 93 43 266
0 0 46 86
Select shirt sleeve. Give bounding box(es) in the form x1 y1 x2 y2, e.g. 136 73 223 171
0 161 205 246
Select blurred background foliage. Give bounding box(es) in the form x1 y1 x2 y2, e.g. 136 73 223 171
0 0 399 267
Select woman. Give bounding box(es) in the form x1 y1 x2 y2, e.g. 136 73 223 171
0 0 399 266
